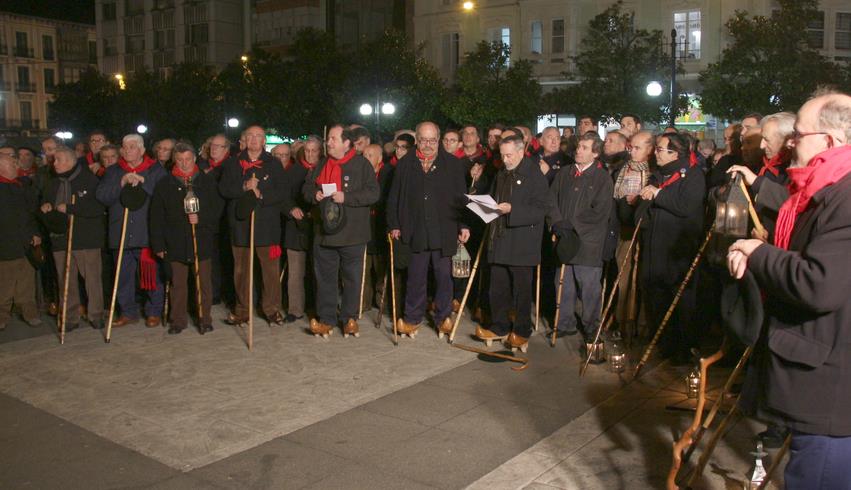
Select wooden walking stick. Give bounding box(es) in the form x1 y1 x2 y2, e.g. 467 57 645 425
59 195 77 344
452 342 529 371
666 343 726 490
550 263 566 347
757 434 791 490
627 241 641 343
685 402 743 488
633 227 714 380
534 264 541 332
191 223 203 323
448 230 487 343
387 233 398 345
247 210 255 351
105 208 129 343
358 245 367 319
580 220 642 375
739 178 767 238
278 261 287 282
375 269 388 328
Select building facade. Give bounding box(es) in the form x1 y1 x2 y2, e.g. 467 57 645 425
0 12 96 137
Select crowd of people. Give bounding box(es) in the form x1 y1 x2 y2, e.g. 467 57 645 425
1 88 851 486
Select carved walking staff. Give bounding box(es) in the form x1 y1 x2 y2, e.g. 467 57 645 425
633 227 714 380
184 179 204 326
59 195 77 344
387 233 398 345
550 263 566 347
105 208 129 343
358 245 367 319
448 228 488 344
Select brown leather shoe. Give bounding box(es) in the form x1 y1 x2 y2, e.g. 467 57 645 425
309 318 332 339
225 312 248 325
437 317 453 339
146 316 161 328
343 319 360 338
451 299 461 313
474 325 508 347
395 319 419 339
506 332 529 353
111 315 135 328
268 311 284 326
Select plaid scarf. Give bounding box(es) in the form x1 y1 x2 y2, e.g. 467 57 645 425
613 160 649 199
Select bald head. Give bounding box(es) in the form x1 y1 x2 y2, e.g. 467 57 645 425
629 131 654 163
416 121 441 159
794 91 851 167
363 144 383 167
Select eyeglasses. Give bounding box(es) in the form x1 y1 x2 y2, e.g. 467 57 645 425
418 138 439 145
394 144 409 150
791 130 830 144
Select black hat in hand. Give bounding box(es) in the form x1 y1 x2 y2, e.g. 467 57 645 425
120 184 147 211
235 191 258 221
720 270 764 347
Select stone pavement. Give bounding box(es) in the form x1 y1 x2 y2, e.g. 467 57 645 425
0 307 782 489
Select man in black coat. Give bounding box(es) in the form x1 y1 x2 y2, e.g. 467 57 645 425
636 132 705 362
474 134 552 351
362 143 393 312
302 124 379 338
218 125 289 326
537 126 572 183
387 121 470 339
39 146 106 331
0 152 42 330
151 143 223 334
727 92 851 488
198 132 232 306
550 133 613 341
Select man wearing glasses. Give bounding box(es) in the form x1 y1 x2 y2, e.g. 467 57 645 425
79 130 110 177
389 133 414 166
387 121 470 339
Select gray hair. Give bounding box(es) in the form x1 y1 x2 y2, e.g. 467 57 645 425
542 126 560 137
817 96 851 143
173 142 196 156
304 134 323 148
697 139 716 152
498 134 525 152
155 138 176 150
122 133 145 149
53 145 77 163
761 111 796 139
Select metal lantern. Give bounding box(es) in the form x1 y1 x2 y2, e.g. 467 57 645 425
451 242 471 278
714 173 749 238
747 440 768 489
585 338 606 364
686 367 701 399
183 182 200 214
607 332 626 373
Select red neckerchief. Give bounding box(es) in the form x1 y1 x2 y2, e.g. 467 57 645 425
86 152 95 165
16 167 36 177
464 145 484 160
208 152 229 170
93 165 105 177
689 151 698 166
118 155 156 174
299 157 314 170
659 158 697 189
239 154 264 175
373 161 384 182
0 175 22 186
172 164 199 180
775 145 851 250
574 161 602 177
758 153 787 177
280 158 293 171
316 148 356 189
389 155 398 167
452 147 466 159
416 149 435 166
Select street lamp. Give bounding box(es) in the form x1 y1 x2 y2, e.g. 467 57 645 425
136 124 148 134
55 131 73 140
359 99 396 134
114 73 126 90
240 55 248 63
462 1 474 11
381 102 396 115
227 117 240 128
359 103 373 116
646 81 663 97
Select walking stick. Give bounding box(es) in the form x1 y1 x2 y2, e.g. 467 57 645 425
685 402 743 488
387 233 398 345
247 210 255 351
757 434 791 490
666 341 726 490
358 245 367 319
191 223 203 323
580 220 642 375
534 264 541 332
627 241 641 343
105 208 129 343
739 178 766 238
550 263 566 347
633 227 714 380
163 281 170 327
375 270 388 328
448 229 487 343
59 195 77 344
452 342 528 372
278 260 287 283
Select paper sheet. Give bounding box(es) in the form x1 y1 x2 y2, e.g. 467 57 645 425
465 193 499 210
466 202 500 223
321 183 337 197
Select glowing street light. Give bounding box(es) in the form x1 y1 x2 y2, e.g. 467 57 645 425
227 117 240 128
114 73 126 90
240 55 249 62
55 131 73 140
136 124 148 134
462 1 474 11
646 81 663 97
359 103 374 116
381 102 396 115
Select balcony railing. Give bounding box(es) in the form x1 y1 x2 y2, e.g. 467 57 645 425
16 82 36 92
14 46 35 58
0 119 41 130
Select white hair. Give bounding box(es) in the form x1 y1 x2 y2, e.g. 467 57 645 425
122 133 145 149
761 112 795 139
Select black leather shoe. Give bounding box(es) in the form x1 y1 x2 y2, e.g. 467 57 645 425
199 324 214 335
284 314 303 323
167 326 184 335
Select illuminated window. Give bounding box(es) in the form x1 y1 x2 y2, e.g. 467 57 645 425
531 20 542 54
673 10 701 59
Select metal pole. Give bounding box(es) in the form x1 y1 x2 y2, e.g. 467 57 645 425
670 28 678 127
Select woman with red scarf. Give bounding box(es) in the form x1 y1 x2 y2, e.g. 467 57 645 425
728 92 851 489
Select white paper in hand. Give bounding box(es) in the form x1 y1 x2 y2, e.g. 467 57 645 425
465 193 499 210
466 202 500 223
321 183 337 197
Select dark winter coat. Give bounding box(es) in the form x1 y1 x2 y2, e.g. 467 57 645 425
539 150 572 184
302 153 379 247
487 158 552 267
96 160 167 249
367 163 394 254
387 149 469 257
282 161 313 251
745 172 851 436
150 171 223 263
636 157 706 287
0 181 39 261
218 150 290 247
549 162 614 267
40 163 105 251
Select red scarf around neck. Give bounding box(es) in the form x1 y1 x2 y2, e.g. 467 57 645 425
316 148 356 189
208 152 229 170
299 157 314 171
239 153 264 175
758 152 787 177
389 155 398 167
373 161 384 181
119 155 156 174
452 147 466 159
574 161 602 177
17 167 36 177
0 175 22 186
774 145 851 250
465 144 485 160
86 152 95 165
172 164 199 180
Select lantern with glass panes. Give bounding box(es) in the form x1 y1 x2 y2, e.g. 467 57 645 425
183 181 200 215
451 242 471 278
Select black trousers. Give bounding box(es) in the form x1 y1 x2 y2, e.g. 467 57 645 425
313 242 365 326
489 264 534 338
645 279 698 357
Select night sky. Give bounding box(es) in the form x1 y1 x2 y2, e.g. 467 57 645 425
3 0 95 25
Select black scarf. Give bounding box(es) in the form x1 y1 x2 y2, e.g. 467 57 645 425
55 163 82 206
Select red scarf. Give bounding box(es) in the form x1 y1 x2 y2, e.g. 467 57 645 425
774 145 851 250
299 157 314 170
16 167 36 177
207 152 229 170
373 161 384 181
574 161 602 177
659 158 697 189
758 153 785 177
689 151 698 166
93 165 105 177
0 175 22 186
452 147 466 159
282 158 293 171
118 155 156 174
416 149 434 163
171 164 199 180
316 148 356 189
86 152 95 165
389 155 398 167
139 248 158 291
464 145 485 160
239 155 264 175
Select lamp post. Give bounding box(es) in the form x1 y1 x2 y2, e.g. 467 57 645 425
136 124 148 134
669 28 678 127
359 98 395 134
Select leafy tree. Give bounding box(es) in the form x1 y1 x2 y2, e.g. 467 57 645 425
48 68 119 137
543 1 677 125
442 41 541 128
699 0 846 120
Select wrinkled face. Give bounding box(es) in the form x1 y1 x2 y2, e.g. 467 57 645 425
461 127 479 148
122 139 144 164
620 117 640 137
541 128 560 154
89 134 107 154
54 151 75 174
174 151 196 174
575 139 598 165
244 126 265 154
487 129 502 149
303 141 321 164
603 133 626 156
326 126 349 159
272 144 291 165
157 140 174 162
394 138 410 159
416 123 440 159
500 142 523 170
740 117 761 140
792 99 835 168
0 154 16 177
353 136 369 154
209 135 229 162
654 136 678 166
101 149 119 167
578 118 596 135
629 134 653 163
364 146 382 166
442 132 461 154
759 121 787 161
17 149 35 169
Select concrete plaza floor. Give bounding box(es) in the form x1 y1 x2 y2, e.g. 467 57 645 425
0 306 784 489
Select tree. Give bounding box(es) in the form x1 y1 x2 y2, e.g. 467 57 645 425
699 0 846 120
48 68 119 136
442 41 541 128
543 1 676 125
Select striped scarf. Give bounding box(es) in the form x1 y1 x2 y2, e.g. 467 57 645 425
613 160 649 199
